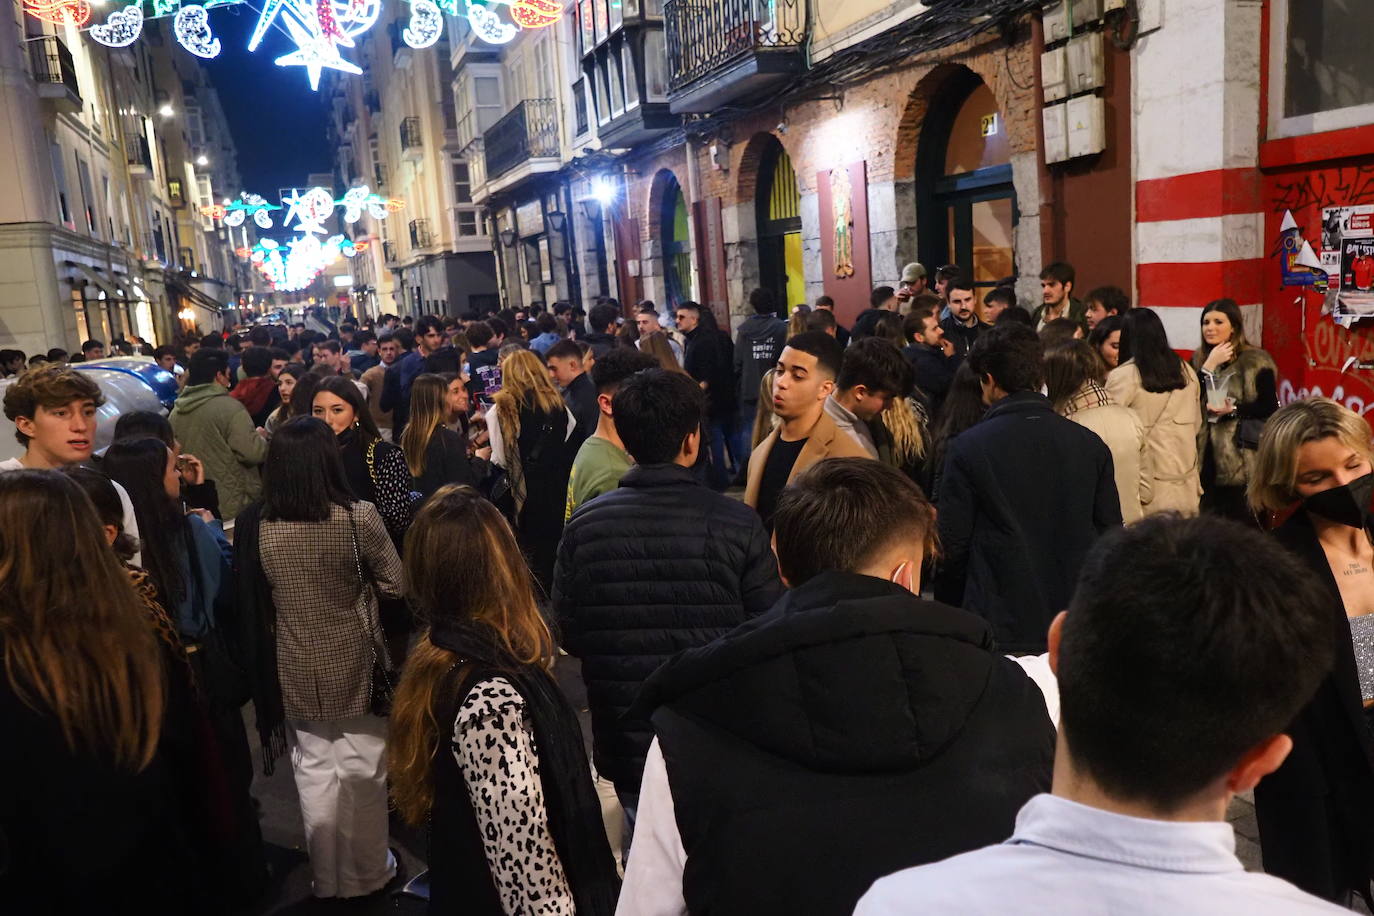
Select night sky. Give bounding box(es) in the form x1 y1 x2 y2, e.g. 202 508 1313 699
200 6 334 195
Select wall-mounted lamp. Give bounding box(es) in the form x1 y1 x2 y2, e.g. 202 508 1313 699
580 198 601 222
158 104 174 119
499 228 518 248
591 176 617 206
546 211 567 233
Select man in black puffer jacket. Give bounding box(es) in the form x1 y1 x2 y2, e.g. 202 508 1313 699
553 368 783 827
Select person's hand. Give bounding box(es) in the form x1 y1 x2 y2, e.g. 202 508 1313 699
187 508 215 523
177 453 205 486
896 287 913 302
940 338 956 358
1207 397 1237 417
475 445 492 461
256 426 268 439
1203 341 1234 372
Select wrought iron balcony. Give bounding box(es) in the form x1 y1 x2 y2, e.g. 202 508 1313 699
409 218 433 249
482 99 559 182
664 0 806 112
400 116 423 161
128 135 154 177
29 36 81 112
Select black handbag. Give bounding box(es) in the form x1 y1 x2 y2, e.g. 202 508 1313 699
1236 417 1265 450
346 506 397 717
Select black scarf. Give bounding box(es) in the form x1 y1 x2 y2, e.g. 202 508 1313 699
232 502 288 775
429 618 620 916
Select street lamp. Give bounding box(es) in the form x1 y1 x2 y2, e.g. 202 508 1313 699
499 228 517 248
196 155 209 167
158 104 174 118
546 211 566 233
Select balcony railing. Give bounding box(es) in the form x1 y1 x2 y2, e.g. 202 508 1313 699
409 218 432 249
400 116 423 156
482 99 559 182
129 135 154 175
29 35 81 107
664 0 805 90
383 240 398 264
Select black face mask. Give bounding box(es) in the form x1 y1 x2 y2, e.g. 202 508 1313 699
1304 472 1374 530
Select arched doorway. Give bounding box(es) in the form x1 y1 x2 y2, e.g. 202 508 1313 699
658 172 695 307
756 138 802 314
916 69 1016 290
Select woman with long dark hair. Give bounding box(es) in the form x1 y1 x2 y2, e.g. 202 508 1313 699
389 485 619 915
314 374 419 544
489 349 580 593
1086 314 1123 370
927 361 988 503
264 361 308 437
1248 399 1374 905
0 471 207 912
235 417 404 901
1190 298 1278 520
103 437 268 902
1106 307 1203 516
400 373 488 498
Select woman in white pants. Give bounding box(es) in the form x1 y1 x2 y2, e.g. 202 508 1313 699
235 416 404 899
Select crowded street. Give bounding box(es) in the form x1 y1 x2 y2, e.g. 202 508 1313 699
3 0 1374 913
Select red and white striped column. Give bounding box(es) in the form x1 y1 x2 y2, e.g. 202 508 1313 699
1131 0 1264 352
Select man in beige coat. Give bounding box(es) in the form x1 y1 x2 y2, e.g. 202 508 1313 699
745 331 873 528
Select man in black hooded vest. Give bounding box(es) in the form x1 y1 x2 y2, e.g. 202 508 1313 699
620 458 1056 916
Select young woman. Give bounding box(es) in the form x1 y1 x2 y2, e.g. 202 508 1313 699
1087 314 1123 370
788 304 812 338
1248 398 1374 905
235 417 405 900
1044 340 1149 524
264 361 307 437
750 368 779 451
927 361 988 503
1190 298 1279 521
1106 307 1203 516
639 330 686 374
401 373 489 498
112 409 219 517
0 470 208 912
314 374 418 544
390 485 619 915
489 348 581 593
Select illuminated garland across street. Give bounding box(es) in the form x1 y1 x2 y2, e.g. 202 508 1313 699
30 0 563 89
216 185 400 291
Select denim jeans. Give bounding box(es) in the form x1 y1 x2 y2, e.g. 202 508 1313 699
707 415 740 490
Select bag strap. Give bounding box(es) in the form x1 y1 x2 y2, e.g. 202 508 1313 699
345 504 392 673
365 438 379 488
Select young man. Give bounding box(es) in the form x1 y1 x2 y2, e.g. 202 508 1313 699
806 308 839 337
348 329 381 373
230 347 280 428
546 339 599 440
463 320 501 401
940 278 986 359
312 339 344 375
981 285 1017 325
825 337 911 459
934 264 962 303
1 365 140 551
851 286 899 340
676 301 739 488
169 348 268 520
902 304 956 419
529 312 562 356
733 287 788 453
934 323 1121 653
744 331 872 529
563 346 658 521
554 368 783 832
0 349 26 377
622 459 1055 916
362 333 401 438
1084 285 1129 331
78 339 105 361
812 295 848 346
859 514 1344 915
1033 261 1086 329
382 315 446 432
897 261 928 301
582 302 621 358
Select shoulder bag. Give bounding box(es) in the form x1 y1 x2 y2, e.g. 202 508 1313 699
346 505 397 717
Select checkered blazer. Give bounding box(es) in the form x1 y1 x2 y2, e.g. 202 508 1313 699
258 501 405 721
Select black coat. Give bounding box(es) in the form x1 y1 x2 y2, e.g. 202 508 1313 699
939 315 986 359
1256 510 1374 903
733 314 787 406
639 572 1055 916
683 326 737 419
563 371 600 440
552 463 783 792
902 342 956 420
412 426 485 498
934 392 1121 653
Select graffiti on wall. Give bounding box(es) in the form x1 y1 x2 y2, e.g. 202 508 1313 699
1271 164 1374 220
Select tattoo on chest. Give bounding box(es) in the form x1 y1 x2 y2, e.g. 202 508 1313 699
1344 561 1371 577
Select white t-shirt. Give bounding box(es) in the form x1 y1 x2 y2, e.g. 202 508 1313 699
0 457 142 564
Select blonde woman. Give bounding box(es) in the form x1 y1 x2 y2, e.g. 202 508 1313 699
878 395 928 483
788 304 812 338
750 368 779 451
400 373 488 498
389 486 619 914
489 348 581 591
1248 397 1374 903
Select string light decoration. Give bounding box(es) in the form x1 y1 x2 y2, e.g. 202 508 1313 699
33 0 558 89
204 186 402 230
402 0 442 49
201 192 281 229
89 1 144 46
173 4 221 58
245 233 361 292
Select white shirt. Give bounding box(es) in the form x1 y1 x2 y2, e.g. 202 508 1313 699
618 654 1060 916
0 456 141 565
855 794 1346 915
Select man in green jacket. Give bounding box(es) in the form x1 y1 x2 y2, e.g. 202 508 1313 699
171 348 268 520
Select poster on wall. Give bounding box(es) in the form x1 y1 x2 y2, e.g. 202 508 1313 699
1320 205 1374 322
